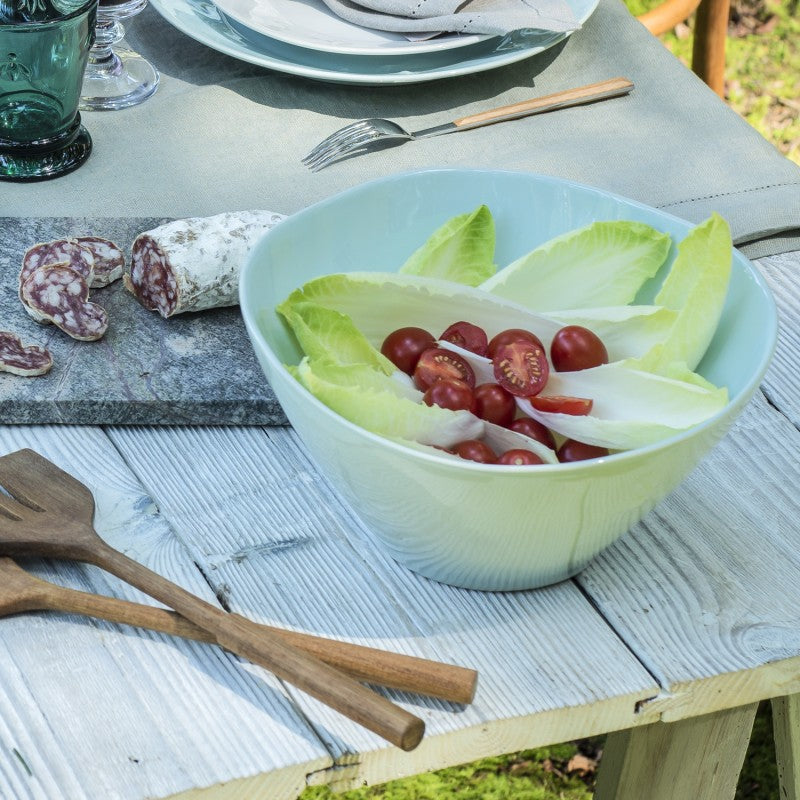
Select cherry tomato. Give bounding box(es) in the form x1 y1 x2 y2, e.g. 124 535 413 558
413 347 476 391
550 325 608 372
497 449 544 466
509 417 557 449
492 341 549 397
454 440 497 464
472 383 516 426
423 378 474 412
530 395 593 416
380 326 436 375
487 328 544 359
439 321 489 357
557 439 610 463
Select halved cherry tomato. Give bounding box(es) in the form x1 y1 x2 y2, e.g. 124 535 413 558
509 417 557 450
557 439 610 463
487 328 544 359
530 395 593 416
550 325 608 372
381 326 436 375
423 378 474 412
440 321 489 357
472 383 516 426
454 440 497 463
497 449 544 466
413 347 476 391
492 341 549 397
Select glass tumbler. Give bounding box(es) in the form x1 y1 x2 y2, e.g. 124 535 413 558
0 0 96 181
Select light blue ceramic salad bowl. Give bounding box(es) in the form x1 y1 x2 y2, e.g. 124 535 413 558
240 169 777 591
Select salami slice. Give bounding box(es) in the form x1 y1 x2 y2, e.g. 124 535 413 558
21 264 109 341
76 236 125 288
20 239 95 292
125 210 285 318
0 331 53 376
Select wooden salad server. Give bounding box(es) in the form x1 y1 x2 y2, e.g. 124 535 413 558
0 556 477 704
0 449 429 750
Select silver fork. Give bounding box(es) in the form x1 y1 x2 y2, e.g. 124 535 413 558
303 77 634 172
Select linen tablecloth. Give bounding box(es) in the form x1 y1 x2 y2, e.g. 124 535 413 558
2 0 799 258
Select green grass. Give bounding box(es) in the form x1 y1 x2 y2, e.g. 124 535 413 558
296 9 796 798
645 0 800 163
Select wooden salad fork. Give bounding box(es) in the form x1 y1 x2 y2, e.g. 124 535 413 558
0 449 434 750
0 555 476 704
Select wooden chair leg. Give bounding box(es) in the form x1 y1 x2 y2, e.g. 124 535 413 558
773 694 800 800
691 0 730 96
594 704 758 800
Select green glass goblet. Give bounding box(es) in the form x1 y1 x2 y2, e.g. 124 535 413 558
0 0 96 181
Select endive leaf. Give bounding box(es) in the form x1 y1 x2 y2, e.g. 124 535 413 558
516 362 728 450
398 204 496 286
481 220 671 309
281 271 565 350
638 213 733 371
545 305 678 362
294 358 484 448
277 300 395 374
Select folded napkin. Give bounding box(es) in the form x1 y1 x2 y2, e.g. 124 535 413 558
318 0 579 36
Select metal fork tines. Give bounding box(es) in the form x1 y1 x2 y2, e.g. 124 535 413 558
302 77 635 172
302 119 412 171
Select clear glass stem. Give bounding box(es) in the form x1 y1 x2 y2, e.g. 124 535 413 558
79 0 158 111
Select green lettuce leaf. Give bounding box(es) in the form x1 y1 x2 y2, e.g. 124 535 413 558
398 205 496 286
481 220 671 309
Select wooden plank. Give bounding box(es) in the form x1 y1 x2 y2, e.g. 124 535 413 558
773 694 800 800
108 424 661 791
595 703 758 799
577 388 800 721
0 427 330 800
756 252 800 426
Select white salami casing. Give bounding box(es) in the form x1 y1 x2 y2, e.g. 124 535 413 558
21 264 109 342
0 331 53 376
125 210 285 318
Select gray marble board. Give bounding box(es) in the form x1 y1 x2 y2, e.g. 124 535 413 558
0 218 287 426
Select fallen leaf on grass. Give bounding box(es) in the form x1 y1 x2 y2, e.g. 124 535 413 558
566 754 598 776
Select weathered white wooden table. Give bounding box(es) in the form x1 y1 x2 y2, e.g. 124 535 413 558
0 251 798 799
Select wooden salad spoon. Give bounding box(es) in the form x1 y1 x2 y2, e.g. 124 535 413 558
0 449 428 750
0 556 477 704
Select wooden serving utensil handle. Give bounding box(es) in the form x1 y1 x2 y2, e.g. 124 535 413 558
452 77 635 130
84 541 425 750
37 580 476 703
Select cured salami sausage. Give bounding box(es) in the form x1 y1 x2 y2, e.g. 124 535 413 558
76 236 125 288
21 264 109 342
125 210 285 318
0 331 53 376
20 239 94 293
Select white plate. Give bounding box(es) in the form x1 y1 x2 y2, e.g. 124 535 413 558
212 0 487 56
149 0 597 84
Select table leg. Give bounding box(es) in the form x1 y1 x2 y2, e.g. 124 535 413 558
594 703 758 800
773 694 800 800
